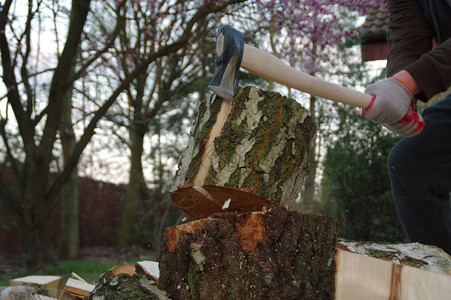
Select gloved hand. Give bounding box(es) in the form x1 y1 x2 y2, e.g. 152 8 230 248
383 101 425 137
363 77 425 136
363 77 413 124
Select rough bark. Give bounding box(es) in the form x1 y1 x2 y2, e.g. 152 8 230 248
158 207 338 300
171 87 316 219
88 262 169 300
300 94 317 213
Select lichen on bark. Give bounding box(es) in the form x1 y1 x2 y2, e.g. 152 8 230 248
171 86 315 218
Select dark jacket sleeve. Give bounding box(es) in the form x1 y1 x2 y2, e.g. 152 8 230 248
387 0 451 101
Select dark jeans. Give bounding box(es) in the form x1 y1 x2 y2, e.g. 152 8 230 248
389 93 451 255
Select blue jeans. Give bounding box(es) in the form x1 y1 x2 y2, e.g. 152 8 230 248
389 93 451 255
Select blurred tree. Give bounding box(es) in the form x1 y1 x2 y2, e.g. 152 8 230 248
252 0 386 212
0 0 94 269
59 66 80 260
320 102 406 242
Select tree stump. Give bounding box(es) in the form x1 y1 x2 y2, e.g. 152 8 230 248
171 86 315 218
158 207 338 300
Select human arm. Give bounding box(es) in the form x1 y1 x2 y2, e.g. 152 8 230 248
388 0 451 100
362 0 442 136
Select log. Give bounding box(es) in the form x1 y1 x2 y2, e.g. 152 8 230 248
171 86 315 218
63 278 95 298
9 275 62 290
87 261 169 300
79 241 450 299
0 286 59 300
335 248 451 300
338 240 451 275
158 207 338 300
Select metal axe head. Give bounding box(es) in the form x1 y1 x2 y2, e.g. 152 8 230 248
208 25 244 101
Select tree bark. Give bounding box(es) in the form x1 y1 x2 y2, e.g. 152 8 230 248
118 121 148 247
158 207 338 300
59 70 80 260
60 162 80 260
171 86 316 219
300 94 317 213
88 262 170 300
22 156 53 270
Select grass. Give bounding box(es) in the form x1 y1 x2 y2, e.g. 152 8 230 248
0 256 154 287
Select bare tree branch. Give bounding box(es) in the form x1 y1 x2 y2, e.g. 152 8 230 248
0 118 21 183
0 0 36 156
71 2 125 85
37 0 91 164
46 0 246 202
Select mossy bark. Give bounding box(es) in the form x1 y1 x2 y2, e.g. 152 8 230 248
171 87 315 219
87 263 169 300
158 207 338 300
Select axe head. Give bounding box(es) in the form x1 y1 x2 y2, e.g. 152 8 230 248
208 25 244 101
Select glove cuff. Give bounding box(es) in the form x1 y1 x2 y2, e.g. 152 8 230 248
390 76 414 96
362 95 376 116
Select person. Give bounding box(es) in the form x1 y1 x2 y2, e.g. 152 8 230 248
362 0 451 255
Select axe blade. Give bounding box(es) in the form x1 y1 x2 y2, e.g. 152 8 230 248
208 25 244 101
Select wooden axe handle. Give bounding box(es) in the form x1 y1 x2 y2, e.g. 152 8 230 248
241 45 372 109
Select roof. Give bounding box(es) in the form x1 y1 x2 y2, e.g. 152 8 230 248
360 5 390 44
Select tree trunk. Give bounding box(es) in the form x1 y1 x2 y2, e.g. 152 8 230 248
158 207 338 299
300 94 317 213
60 167 79 260
59 72 80 260
17 0 91 270
118 121 148 247
171 86 316 219
22 157 53 270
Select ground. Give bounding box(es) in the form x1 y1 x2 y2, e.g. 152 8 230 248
0 246 157 285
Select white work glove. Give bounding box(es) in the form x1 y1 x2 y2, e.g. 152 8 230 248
383 101 425 137
363 78 424 136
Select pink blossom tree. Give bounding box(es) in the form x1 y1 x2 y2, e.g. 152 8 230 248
251 0 386 211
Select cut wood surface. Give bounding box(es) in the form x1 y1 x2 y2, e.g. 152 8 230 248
9 275 62 290
108 262 136 277
136 261 160 281
171 86 315 218
158 207 338 300
64 278 95 297
335 248 451 300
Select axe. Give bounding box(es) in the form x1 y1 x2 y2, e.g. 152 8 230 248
208 25 372 108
